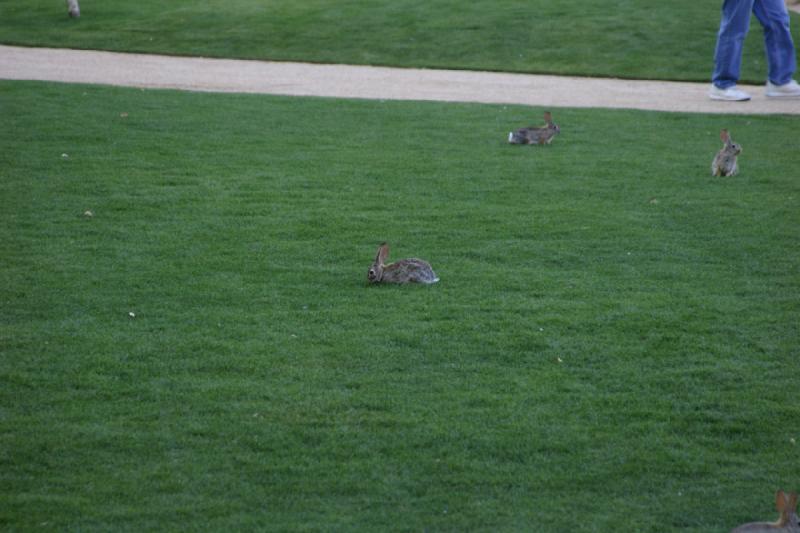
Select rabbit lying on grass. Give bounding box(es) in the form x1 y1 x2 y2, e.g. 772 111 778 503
712 128 742 176
508 111 560 145
367 242 438 284
731 490 800 533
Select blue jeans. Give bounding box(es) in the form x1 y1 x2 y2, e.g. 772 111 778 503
712 0 797 88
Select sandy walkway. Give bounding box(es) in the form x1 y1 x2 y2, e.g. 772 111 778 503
1 45 798 115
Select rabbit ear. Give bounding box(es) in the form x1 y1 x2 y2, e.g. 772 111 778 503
544 111 553 123
776 490 787 512
720 129 730 142
375 242 389 265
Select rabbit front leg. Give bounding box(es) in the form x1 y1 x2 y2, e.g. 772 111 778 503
66 0 80 17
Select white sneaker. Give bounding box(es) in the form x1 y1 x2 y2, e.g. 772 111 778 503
765 79 800 98
708 84 752 101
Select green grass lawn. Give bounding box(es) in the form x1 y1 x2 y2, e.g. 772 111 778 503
1 80 799 531
2 0 799 83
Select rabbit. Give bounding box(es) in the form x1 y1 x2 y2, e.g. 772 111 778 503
712 128 742 176
367 242 439 284
66 0 80 17
730 490 800 533
508 111 560 145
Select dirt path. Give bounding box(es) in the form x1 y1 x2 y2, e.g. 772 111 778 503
1 45 798 115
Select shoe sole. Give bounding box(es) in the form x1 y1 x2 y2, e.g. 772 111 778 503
708 94 751 101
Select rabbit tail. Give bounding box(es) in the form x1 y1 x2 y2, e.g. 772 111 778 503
508 131 526 144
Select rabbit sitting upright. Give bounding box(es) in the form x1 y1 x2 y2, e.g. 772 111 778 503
712 128 742 176
730 490 800 533
367 242 439 284
508 111 560 145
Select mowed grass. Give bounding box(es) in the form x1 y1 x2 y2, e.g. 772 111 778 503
1 80 799 532
2 0 799 83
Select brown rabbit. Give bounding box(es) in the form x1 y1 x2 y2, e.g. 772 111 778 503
508 111 560 145
712 128 742 176
367 242 439 285
730 490 800 533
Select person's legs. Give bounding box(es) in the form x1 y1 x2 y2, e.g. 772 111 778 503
712 0 756 89
752 0 796 85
